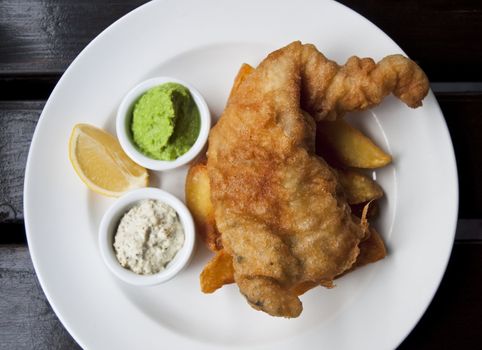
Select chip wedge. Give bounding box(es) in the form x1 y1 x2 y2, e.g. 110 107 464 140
185 162 222 251
316 119 392 169
337 169 384 204
200 249 235 293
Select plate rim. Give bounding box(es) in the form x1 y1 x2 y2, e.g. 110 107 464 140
23 0 459 349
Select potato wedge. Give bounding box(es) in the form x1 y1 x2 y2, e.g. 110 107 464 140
200 249 235 293
351 200 379 220
337 169 383 204
316 119 392 169
354 228 387 268
185 163 222 251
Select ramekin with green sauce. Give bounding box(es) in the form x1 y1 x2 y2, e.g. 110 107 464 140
116 77 211 171
131 83 200 161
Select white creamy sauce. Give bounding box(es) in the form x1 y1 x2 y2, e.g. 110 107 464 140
113 199 185 275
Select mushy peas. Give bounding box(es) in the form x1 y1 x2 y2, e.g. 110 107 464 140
131 83 200 160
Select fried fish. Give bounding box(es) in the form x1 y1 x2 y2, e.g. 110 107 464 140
206 41 428 317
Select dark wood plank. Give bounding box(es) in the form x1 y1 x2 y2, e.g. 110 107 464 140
0 75 59 101
340 0 482 81
0 223 26 244
454 219 482 241
0 0 147 75
1 243 480 349
0 245 80 350
439 93 482 218
0 0 481 81
0 101 43 224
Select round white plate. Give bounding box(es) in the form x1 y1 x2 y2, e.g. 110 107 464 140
24 0 458 349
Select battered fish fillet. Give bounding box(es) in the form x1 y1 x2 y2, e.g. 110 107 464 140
207 41 428 318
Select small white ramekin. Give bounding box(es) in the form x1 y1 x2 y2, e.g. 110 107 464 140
116 76 211 171
98 187 196 286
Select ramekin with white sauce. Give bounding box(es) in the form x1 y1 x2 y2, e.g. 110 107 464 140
98 188 195 286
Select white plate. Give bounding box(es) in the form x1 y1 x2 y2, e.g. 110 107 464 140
24 0 458 349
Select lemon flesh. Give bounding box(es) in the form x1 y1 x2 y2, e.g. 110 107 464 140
69 123 149 197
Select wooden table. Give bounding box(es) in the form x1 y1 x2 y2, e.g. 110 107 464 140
1 1 481 349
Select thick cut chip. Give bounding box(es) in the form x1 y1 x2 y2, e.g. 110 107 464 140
337 169 384 204
354 228 387 267
351 201 379 219
316 119 392 168
200 249 235 293
185 162 222 251
334 228 387 280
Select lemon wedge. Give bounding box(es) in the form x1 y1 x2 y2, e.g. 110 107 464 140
69 123 149 197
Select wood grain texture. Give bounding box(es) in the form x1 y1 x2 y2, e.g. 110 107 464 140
0 102 43 223
0 0 481 80
0 0 147 75
0 246 80 350
341 0 482 81
0 244 480 349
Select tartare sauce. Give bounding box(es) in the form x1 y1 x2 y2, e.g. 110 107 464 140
113 199 184 275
